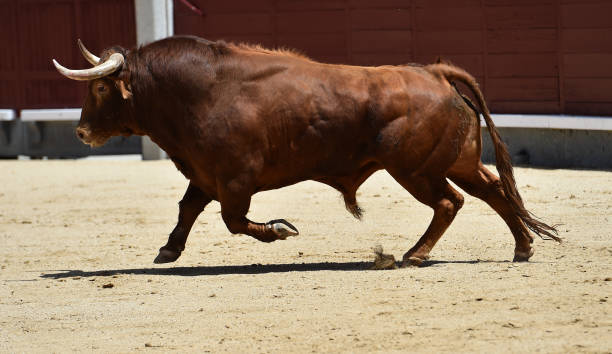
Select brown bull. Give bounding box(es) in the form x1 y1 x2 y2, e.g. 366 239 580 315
53 36 559 266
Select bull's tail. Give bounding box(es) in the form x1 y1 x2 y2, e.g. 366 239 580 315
430 63 560 242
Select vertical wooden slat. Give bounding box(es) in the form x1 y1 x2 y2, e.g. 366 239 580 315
13 0 23 110
73 0 81 69
345 0 352 64
480 0 488 102
556 0 565 114
272 0 278 47
410 0 416 62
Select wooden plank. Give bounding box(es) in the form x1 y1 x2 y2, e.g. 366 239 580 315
276 0 345 11
351 30 411 54
415 54 484 76
487 77 558 101
490 101 560 114
9 0 136 109
485 5 556 29
0 0 18 108
562 29 612 53
277 11 345 34
182 0 274 14
564 102 612 116
206 35 275 47
484 0 554 6
350 9 411 30
79 0 137 52
556 0 565 115
0 80 17 108
564 54 612 78
18 1 76 70
416 30 483 54
192 13 273 35
349 0 410 9
487 29 557 53
352 53 413 66
277 33 347 58
561 0 609 3
415 0 480 7
564 78 612 102
416 6 482 30
0 1 17 72
561 2 612 28
487 54 558 77
23 79 85 109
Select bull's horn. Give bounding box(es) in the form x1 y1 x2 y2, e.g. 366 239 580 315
52 53 124 81
77 39 100 65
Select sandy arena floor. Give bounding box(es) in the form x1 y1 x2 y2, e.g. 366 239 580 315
0 160 610 353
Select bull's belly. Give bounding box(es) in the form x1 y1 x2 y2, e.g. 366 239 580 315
255 147 378 192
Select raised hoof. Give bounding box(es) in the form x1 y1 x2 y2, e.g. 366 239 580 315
154 248 181 264
513 248 534 262
266 219 299 239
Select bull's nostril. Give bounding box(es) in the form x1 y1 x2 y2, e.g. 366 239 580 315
77 131 84 139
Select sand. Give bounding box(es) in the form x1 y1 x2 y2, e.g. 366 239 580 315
0 160 610 353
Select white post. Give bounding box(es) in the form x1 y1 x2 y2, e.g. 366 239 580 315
134 0 173 160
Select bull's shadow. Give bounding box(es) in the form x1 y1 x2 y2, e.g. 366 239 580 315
40 259 498 279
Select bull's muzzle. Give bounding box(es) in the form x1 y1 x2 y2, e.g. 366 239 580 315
75 127 91 144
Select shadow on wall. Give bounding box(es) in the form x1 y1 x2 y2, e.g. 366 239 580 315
481 127 612 169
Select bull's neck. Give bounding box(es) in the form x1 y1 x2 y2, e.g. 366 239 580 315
129 51 216 158
132 93 197 159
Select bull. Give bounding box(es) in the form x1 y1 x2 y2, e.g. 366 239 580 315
53 36 559 266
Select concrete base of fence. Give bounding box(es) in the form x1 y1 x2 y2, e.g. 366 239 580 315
1 121 610 169
481 127 612 169
0 121 141 158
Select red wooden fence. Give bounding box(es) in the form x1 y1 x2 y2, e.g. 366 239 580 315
175 0 612 116
1 0 611 116
0 0 136 110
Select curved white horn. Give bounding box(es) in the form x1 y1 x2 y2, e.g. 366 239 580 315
77 39 100 65
52 53 124 81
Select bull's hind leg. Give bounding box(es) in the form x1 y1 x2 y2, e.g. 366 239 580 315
448 163 534 261
154 183 212 264
218 180 298 242
387 173 465 267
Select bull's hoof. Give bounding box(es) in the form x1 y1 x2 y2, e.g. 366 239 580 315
400 255 428 268
154 248 181 264
513 248 534 262
266 219 299 239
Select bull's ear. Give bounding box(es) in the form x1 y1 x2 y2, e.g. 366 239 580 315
116 80 133 100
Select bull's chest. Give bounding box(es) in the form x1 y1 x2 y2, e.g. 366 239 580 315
169 155 219 199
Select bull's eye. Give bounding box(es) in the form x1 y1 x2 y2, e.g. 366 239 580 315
97 84 106 93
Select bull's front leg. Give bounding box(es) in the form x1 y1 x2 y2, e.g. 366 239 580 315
154 183 212 264
218 178 299 242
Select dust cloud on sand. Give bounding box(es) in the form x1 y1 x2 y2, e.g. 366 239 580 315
1 160 610 352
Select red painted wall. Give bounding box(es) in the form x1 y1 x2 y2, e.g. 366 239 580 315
174 0 612 116
0 0 136 110
1 0 611 116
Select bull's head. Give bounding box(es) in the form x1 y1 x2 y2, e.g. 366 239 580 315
53 40 136 147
